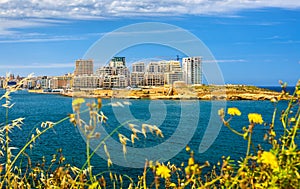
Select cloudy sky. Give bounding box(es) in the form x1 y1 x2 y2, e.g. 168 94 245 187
0 0 299 85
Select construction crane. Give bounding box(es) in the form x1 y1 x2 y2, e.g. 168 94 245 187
154 55 183 61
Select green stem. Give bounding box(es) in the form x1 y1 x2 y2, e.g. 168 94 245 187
271 107 277 128
5 99 10 186
226 124 244 137
290 114 300 149
246 133 252 156
86 137 93 183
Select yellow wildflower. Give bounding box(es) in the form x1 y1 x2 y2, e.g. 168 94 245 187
188 157 194 166
88 182 99 189
169 183 177 188
227 107 241 116
185 166 191 175
72 98 85 106
186 145 190 152
69 114 76 125
156 164 171 179
218 108 225 117
270 130 276 137
107 158 113 167
248 113 263 124
260 151 279 170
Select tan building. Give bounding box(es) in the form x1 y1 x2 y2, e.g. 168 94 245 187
51 74 73 89
74 59 94 76
73 75 100 91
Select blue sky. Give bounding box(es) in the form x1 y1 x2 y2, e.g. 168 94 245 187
0 0 299 86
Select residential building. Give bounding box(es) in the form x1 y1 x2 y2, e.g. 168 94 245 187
50 74 73 89
109 57 126 68
131 62 145 86
132 62 145 72
73 75 100 91
95 57 130 88
74 59 94 76
182 57 202 84
144 62 164 86
163 60 183 85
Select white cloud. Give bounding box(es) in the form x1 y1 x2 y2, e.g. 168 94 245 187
0 18 69 36
0 63 74 69
0 0 299 20
0 1 299 42
0 35 86 43
203 59 247 63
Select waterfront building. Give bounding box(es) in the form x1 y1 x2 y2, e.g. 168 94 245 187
74 59 94 76
95 57 130 88
109 57 126 68
132 62 145 72
50 74 73 89
25 79 37 89
182 57 202 84
96 66 116 76
73 75 100 91
164 71 183 85
144 62 165 86
131 62 145 86
163 60 183 85
35 76 52 89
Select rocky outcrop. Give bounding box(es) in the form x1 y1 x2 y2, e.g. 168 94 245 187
45 85 291 101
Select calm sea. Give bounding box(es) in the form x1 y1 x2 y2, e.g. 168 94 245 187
0 88 292 177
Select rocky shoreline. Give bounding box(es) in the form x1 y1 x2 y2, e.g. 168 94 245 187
52 85 290 101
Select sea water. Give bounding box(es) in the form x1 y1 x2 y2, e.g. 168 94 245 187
0 89 291 178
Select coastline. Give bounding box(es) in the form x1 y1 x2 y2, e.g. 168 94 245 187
27 85 290 101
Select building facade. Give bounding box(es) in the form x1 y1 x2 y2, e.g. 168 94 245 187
131 62 145 86
51 74 73 89
74 59 94 76
95 57 130 88
182 57 202 85
73 75 100 90
109 57 126 68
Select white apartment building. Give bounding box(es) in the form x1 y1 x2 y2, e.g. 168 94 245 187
95 57 130 88
131 62 145 86
144 62 164 86
182 57 202 84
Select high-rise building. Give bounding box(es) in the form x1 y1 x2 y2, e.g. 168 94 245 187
94 57 129 88
109 57 126 67
131 62 145 86
182 57 202 84
144 62 164 86
74 59 94 76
